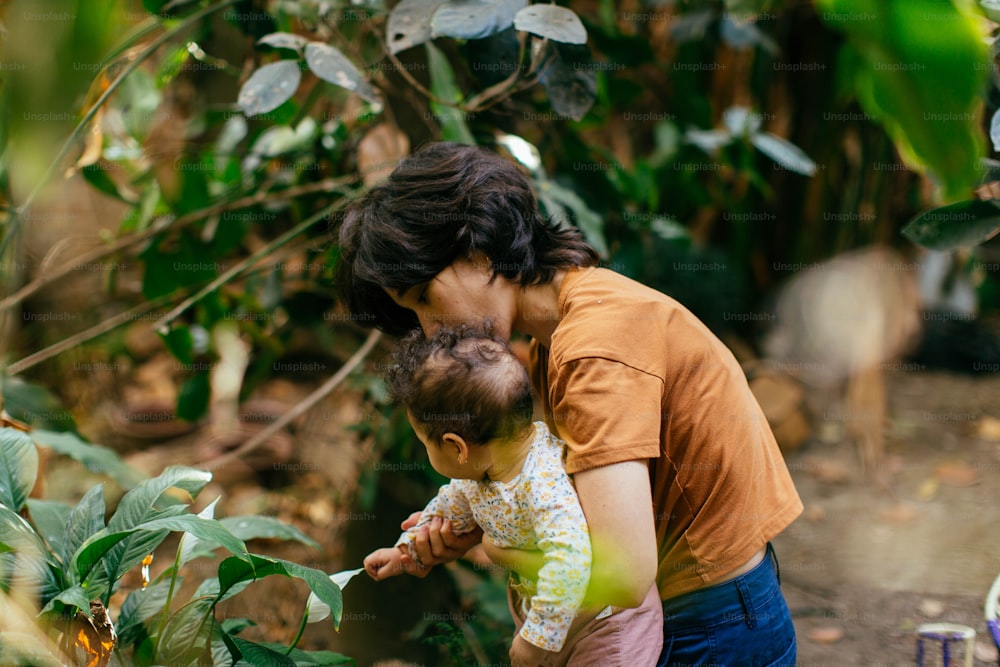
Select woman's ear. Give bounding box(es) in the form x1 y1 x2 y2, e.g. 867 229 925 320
441 432 471 465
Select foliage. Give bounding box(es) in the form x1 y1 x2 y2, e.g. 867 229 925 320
0 426 353 667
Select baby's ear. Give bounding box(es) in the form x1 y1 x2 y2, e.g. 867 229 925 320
441 432 470 464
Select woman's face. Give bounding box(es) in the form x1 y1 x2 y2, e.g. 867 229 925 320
385 256 516 340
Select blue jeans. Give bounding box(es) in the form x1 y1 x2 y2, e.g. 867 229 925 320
657 543 796 667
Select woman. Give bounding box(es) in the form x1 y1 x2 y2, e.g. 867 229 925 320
337 142 802 666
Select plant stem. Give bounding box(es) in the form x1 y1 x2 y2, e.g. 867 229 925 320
155 191 359 332
154 544 186 662
0 176 355 313
285 611 309 655
0 0 240 261
4 289 188 376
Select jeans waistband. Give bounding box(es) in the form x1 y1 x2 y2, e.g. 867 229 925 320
661 543 782 631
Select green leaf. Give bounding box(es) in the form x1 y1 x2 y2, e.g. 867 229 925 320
0 505 58 600
426 43 475 145
539 180 608 257
431 0 525 40
538 42 597 121
230 637 295 666
253 643 356 666
750 132 816 176
31 430 143 490
1 377 77 432
81 164 133 204
25 498 71 559
0 428 38 513
62 485 107 567
386 0 447 54
137 514 248 563
176 371 211 422
304 43 378 104
216 554 344 629
514 4 587 44
39 584 90 615
140 232 218 301
95 466 211 588
818 0 986 202
219 515 320 548
902 198 1000 250
160 325 194 365
237 60 302 117
116 580 172 646
157 595 216 666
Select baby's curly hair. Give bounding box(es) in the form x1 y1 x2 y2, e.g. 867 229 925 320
385 323 534 446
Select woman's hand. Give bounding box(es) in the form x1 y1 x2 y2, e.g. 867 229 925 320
481 534 544 581
399 512 483 575
509 634 550 667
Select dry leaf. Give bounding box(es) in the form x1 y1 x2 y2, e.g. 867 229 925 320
975 416 1000 441
806 626 845 644
934 461 981 487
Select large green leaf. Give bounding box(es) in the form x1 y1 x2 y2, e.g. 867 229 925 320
818 0 986 202
538 42 596 121
116 580 172 646
157 595 216 666
216 554 344 629
39 583 90 615
219 515 320 549
1 377 77 432
237 60 302 117
136 515 247 562
902 198 1000 250
230 637 296 667
25 498 71 559
31 429 143 489
96 466 211 590
0 504 59 600
426 43 475 145
431 0 525 40
0 428 38 512
62 485 106 566
304 43 378 104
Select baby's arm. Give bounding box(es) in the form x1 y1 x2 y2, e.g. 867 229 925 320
395 480 477 568
518 464 592 653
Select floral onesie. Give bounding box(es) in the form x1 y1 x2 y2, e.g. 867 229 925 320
396 421 591 653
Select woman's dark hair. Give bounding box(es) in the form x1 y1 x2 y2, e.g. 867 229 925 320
336 142 599 335
385 323 534 446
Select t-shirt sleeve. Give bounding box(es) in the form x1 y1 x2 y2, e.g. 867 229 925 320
394 482 477 565
518 461 591 652
548 357 663 474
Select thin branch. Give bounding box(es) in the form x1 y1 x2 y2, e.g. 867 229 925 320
203 328 383 471
2 0 241 260
0 176 356 312
4 289 189 376
155 188 362 332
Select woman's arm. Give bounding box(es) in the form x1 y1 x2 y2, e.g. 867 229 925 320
575 460 657 608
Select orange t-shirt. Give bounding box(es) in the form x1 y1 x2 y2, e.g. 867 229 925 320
529 267 803 600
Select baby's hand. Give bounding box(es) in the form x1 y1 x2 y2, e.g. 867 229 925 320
363 547 408 581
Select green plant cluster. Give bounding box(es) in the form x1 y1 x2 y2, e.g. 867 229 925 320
0 426 354 666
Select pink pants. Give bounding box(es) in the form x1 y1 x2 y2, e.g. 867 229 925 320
507 579 663 666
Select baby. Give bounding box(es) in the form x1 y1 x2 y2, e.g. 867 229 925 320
363 325 595 665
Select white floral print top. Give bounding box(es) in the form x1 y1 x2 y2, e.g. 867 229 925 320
396 421 591 653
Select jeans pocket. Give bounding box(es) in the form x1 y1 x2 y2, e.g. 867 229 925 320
764 634 796 667
657 628 715 667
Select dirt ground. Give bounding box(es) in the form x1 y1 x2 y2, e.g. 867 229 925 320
776 367 1000 667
